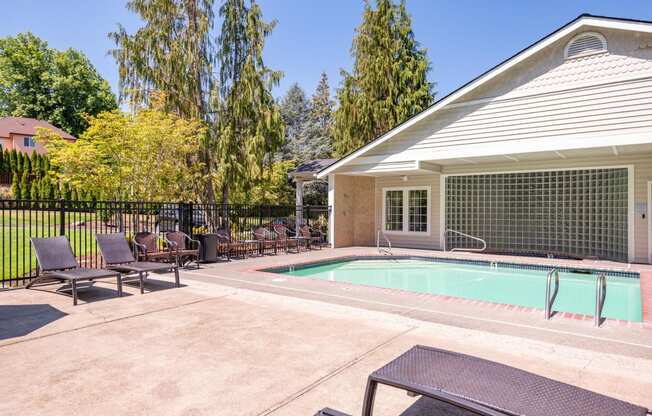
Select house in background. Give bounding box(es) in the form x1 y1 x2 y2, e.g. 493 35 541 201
0 116 76 154
320 15 652 264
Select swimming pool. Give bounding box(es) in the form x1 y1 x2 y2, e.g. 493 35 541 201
273 258 642 322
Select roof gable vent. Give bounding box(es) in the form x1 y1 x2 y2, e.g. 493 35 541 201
565 32 607 59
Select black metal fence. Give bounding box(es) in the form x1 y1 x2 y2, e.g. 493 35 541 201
0 199 329 287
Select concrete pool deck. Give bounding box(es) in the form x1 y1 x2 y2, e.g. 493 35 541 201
1 247 651 415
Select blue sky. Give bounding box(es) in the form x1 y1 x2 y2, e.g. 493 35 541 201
3 1 652 102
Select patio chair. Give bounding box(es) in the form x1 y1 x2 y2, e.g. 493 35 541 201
316 345 650 416
299 224 324 250
215 228 256 259
165 231 200 268
96 233 179 294
272 224 302 253
252 226 278 255
27 236 123 306
134 231 174 263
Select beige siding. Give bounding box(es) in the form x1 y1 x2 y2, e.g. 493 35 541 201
375 174 441 250
332 175 375 248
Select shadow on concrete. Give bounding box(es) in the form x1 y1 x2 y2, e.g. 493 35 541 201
0 304 68 340
399 397 477 415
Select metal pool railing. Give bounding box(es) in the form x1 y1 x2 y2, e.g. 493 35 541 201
0 199 328 287
595 272 607 327
544 268 560 320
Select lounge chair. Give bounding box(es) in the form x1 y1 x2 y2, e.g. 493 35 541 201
165 231 200 268
272 224 302 253
134 231 174 263
96 233 179 294
27 236 123 306
252 226 278 255
299 224 324 250
316 345 650 416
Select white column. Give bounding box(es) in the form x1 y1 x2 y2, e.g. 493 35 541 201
295 179 304 233
328 174 334 247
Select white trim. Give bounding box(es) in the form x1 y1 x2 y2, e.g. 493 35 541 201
440 164 635 262
648 181 652 264
381 186 431 236
317 16 652 179
440 175 446 250
327 174 334 248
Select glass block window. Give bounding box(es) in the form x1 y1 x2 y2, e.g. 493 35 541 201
384 187 430 233
445 168 628 262
384 190 404 231
409 190 428 232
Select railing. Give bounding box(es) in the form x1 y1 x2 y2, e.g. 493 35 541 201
376 230 392 255
594 272 607 327
444 229 487 252
0 199 328 287
544 269 560 320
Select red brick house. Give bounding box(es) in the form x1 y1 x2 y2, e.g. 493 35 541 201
0 117 76 155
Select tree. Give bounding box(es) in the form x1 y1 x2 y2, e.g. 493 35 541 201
11 172 20 198
0 149 5 172
110 0 218 203
216 0 284 206
30 178 39 201
304 72 334 160
230 160 296 204
333 0 433 156
38 109 206 202
20 171 29 200
278 83 310 161
0 32 117 137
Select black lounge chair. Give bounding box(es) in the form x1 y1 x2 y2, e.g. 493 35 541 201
317 345 650 416
27 236 123 306
96 233 180 294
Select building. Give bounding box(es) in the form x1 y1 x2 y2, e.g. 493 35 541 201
0 117 76 154
320 15 652 264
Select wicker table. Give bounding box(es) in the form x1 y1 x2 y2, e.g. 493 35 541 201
361 345 648 416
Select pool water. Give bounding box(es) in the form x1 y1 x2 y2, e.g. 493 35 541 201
280 259 642 322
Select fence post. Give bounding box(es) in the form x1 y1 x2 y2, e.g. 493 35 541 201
59 198 66 236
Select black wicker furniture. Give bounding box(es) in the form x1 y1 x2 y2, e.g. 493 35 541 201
27 236 123 306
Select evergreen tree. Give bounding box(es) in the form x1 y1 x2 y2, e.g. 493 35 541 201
0 149 5 172
216 0 284 206
30 151 39 176
24 152 31 175
278 83 310 161
110 0 217 203
15 151 23 172
11 171 20 198
9 149 17 171
30 178 39 200
304 72 334 159
333 0 433 156
20 171 29 199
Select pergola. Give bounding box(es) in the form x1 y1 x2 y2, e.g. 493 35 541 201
288 159 335 232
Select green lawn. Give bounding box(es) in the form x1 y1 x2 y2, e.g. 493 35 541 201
1 210 99 281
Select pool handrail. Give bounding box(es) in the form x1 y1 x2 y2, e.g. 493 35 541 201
376 230 392 255
544 268 560 320
445 229 487 252
595 272 607 327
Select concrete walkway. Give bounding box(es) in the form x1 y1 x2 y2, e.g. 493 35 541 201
0 249 651 415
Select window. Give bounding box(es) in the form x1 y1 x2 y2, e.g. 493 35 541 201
23 136 35 147
383 186 430 234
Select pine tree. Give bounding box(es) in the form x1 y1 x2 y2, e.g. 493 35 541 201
11 172 20 198
24 152 32 175
304 72 334 159
278 83 310 161
20 171 29 199
333 0 433 156
9 149 17 171
30 151 39 176
15 151 23 173
216 0 285 206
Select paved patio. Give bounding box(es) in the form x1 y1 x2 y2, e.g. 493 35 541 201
1 248 651 415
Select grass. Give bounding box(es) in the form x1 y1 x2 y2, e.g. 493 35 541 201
1 210 99 281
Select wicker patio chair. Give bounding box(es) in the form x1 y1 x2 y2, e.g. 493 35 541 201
215 228 255 259
27 236 123 306
299 224 324 250
252 226 278 255
272 224 302 253
316 345 650 416
134 231 174 263
96 233 180 294
165 231 200 268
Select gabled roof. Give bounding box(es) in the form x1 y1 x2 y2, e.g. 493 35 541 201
317 14 652 178
289 159 336 181
0 117 76 140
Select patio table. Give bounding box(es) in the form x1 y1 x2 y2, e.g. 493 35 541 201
360 345 648 416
